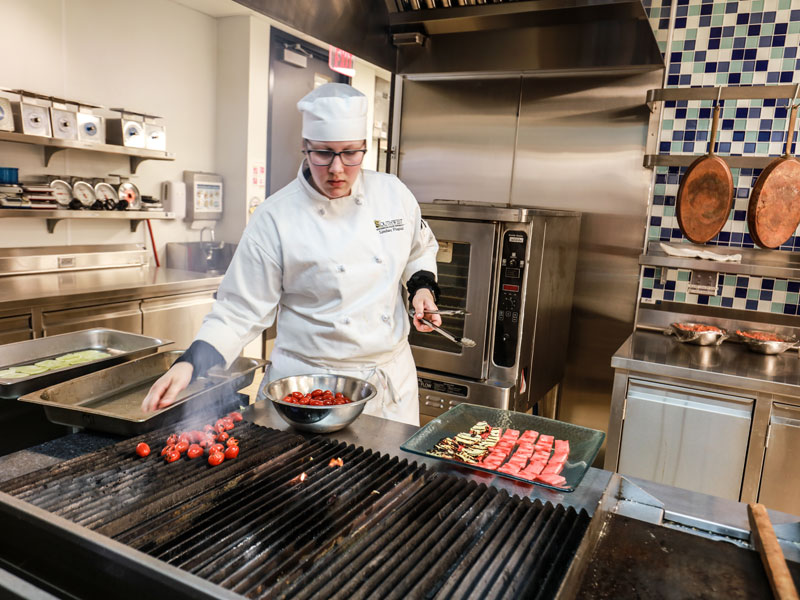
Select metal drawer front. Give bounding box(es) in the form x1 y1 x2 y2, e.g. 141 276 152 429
141 292 215 350
0 314 34 344
758 403 800 516
618 379 754 501
43 302 142 336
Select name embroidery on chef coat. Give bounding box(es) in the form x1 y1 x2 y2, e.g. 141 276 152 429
374 218 405 234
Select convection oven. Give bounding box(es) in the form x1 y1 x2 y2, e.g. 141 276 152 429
412 202 580 424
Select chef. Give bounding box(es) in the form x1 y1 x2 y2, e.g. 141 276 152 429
142 83 441 425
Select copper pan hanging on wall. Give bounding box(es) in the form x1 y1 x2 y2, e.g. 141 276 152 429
676 91 734 244
748 96 800 249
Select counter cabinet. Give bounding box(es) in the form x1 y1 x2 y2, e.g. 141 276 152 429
606 365 800 515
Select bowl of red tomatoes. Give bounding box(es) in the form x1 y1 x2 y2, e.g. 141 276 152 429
259 374 377 433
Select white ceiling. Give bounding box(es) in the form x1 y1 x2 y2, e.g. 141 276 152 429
169 0 254 18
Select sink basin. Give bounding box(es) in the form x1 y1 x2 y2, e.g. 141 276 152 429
166 241 237 275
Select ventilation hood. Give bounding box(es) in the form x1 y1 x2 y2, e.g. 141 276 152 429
235 0 664 77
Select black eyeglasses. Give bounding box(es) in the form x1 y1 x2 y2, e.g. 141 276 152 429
303 148 367 167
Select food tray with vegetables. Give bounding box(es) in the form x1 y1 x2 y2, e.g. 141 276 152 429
19 350 265 435
0 328 170 399
664 322 728 346
401 403 605 492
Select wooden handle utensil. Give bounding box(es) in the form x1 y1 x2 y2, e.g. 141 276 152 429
748 502 800 600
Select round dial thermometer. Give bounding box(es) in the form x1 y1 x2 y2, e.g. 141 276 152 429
49 180 73 207
118 182 141 210
72 181 96 207
94 182 118 208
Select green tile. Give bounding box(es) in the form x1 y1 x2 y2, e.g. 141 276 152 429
730 60 743 72
723 107 736 119
724 274 736 286
745 37 758 49
677 271 690 282
775 279 788 292
687 108 699 119
648 226 660 240
735 25 747 37
711 15 723 26
789 22 800 35
720 37 733 50
713 2 724 14
773 118 787 132
772 302 784 313
688 4 700 16
745 130 757 141
752 0 764 10
663 205 675 217
741 72 754 84
662 119 674 131
642 277 654 289
694 61 705 73
761 23 774 36
784 58 796 70
675 292 686 303
747 289 760 300
709 296 722 306
716 74 728 85
780 0 791 8
697 119 710 131
685 28 697 40
654 183 666 194
672 40 684 52
671 142 684 153
751 99 764 108
788 292 799 305
772 47 784 59
757 142 770 153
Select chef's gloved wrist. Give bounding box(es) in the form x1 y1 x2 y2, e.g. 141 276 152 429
407 270 440 309
173 340 224 382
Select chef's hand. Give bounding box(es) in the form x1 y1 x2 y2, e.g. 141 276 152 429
411 288 442 332
141 362 194 413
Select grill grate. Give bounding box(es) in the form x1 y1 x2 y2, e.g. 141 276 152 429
1 423 590 599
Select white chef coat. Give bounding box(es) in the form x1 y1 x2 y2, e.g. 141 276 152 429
194 165 438 424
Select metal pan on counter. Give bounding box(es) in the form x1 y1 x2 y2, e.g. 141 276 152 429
0 328 170 399
735 329 799 355
18 350 266 435
664 322 728 346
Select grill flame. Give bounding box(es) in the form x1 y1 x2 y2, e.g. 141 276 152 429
290 472 308 484
328 457 344 468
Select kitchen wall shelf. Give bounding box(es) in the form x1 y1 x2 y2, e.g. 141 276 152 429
643 154 775 169
0 131 174 174
641 241 800 280
0 209 175 233
646 84 800 107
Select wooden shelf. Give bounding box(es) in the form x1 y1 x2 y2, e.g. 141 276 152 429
640 241 800 280
0 131 174 174
0 208 175 233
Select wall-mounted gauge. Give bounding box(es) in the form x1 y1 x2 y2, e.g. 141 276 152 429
118 182 141 210
49 179 73 207
94 182 119 209
72 181 96 207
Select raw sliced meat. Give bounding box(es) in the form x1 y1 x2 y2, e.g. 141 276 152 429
536 473 567 486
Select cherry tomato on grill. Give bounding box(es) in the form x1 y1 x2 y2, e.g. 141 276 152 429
217 431 229 443
135 443 150 457
186 444 203 459
209 443 224 454
166 433 178 446
165 450 180 463
214 421 226 433
203 424 214 433
226 437 239 447
161 444 175 456
208 451 224 466
229 411 243 422
178 432 191 444
224 445 239 460
222 417 234 430
175 440 189 454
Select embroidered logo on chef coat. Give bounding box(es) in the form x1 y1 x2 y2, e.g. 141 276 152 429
374 218 405 234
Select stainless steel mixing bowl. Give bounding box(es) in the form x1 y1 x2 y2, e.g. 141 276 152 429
258 373 377 433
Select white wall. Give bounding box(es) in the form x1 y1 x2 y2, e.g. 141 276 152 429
0 0 218 260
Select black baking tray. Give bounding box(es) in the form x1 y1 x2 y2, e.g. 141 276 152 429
0 329 170 399
401 403 605 492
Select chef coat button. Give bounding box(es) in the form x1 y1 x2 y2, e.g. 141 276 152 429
381 314 390 323
318 208 325 216
343 317 351 325
355 198 363 205
374 256 382 263
337 264 345 272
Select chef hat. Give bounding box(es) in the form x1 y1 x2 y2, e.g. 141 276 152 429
297 83 368 142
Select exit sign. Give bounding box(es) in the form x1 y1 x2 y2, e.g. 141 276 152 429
329 46 355 78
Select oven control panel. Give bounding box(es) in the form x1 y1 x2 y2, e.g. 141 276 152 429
493 230 527 367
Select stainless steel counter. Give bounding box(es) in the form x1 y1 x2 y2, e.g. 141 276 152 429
0 266 222 313
612 330 800 398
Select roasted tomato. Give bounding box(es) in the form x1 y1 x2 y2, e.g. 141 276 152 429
214 420 226 433
217 431 229 443
135 443 150 457
226 437 239 447
161 444 175 456
224 445 239 460
228 411 243 422
178 432 191 444
175 440 190 454
165 450 181 463
166 433 178 446
209 443 225 454
203 424 214 433
221 417 234 431
186 444 203 459
208 451 225 466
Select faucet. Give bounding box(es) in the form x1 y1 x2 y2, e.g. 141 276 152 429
200 227 216 261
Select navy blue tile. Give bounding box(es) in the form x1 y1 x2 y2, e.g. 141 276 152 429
785 46 796 58
773 35 786 47
768 72 780 83
667 75 680 86
780 71 793 83
760 290 773 301
699 15 711 27
776 107 788 118
762 279 775 290
772 131 784 142
650 216 662 226
733 210 746 221
703 5 714 17
684 39 696 51
722 297 734 308
775 23 788 35
736 276 749 288
756 60 769 72
671 52 682 63
744 142 756 153
655 173 666 184
788 281 800 293
682 142 694 152
641 288 653 299
744 49 757 60
758 131 771 142
678 75 692 86
671 228 682 238
746 299 758 310
699 107 711 119
750 12 763 24
784 305 797 316
673 131 684 141
733 37 746 49
718 231 731 243
705 62 716 73
708 38 721 50
759 36 771 48
748 24 761 36
763 11 775 23
728 73 741 84
675 17 687 28
733 131 745 141
718 142 730 153
665 280 676 291
765 99 777 107
659 141 671 153
697 295 710 306
675 108 687 119
659 17 670 29
732 49 744 60
643 267 655 278
736 13 748 25
735 287 748 298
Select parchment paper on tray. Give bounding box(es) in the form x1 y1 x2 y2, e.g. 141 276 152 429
659 242 742 263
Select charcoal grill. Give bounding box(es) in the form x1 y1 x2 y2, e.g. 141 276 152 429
0 421 590 599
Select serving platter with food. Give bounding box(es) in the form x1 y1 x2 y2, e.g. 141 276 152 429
735 329 799 355
664 322 728 346
401 403 605 492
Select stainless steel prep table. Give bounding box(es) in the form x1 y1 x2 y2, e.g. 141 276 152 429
606 330 800 511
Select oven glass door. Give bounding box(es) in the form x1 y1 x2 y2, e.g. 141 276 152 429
409 219 496 379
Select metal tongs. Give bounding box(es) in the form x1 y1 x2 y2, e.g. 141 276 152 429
409 309 476 348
